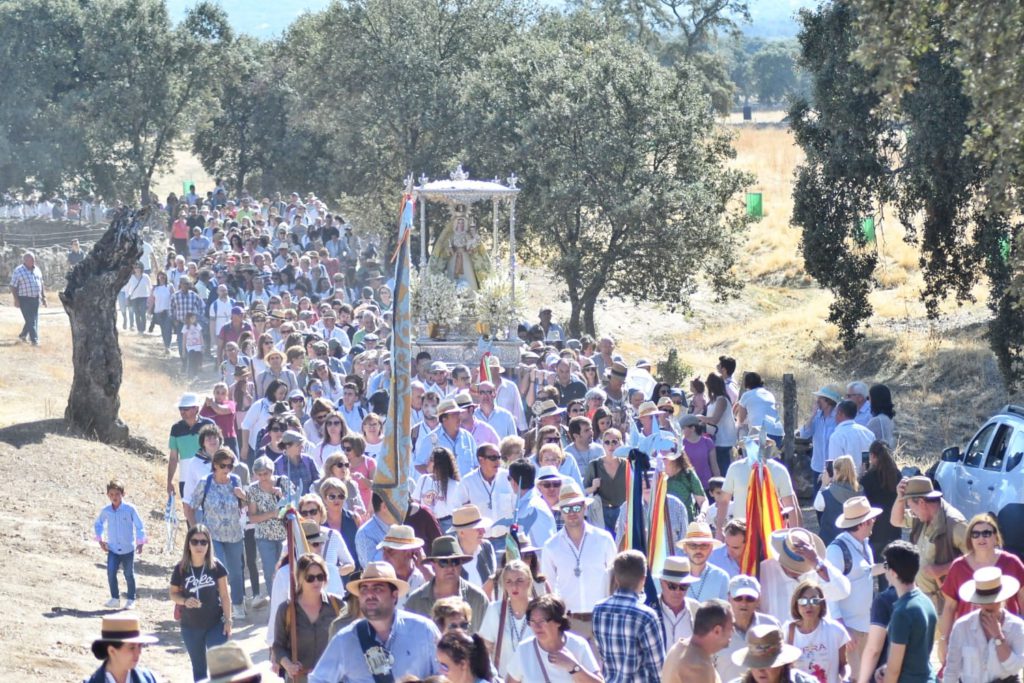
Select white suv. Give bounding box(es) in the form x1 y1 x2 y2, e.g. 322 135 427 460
933 405 1024 555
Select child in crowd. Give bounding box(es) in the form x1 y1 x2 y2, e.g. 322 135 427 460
93 479 146 609
183 311 204 377
704 476 734 533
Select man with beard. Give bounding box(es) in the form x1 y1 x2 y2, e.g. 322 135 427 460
310 562 441 683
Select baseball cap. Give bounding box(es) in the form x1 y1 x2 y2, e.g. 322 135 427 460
729 574 762 599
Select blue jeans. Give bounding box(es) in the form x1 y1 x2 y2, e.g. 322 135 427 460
602 505 621 534
180 621 228 681
715 446 734 478
106 551 136 600
213 539 245 606
17 297 39 344
256 538 282 591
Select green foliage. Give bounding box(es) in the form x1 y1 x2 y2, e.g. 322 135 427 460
752 41 798 104
463 11 754 336
657 348 692 387
790 2 896 347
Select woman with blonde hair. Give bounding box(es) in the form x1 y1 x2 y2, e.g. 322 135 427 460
534 441 582 486
813 454 860 545
360 412 385 460
937 512 1024 664
480 560 535 678
297 494 355 594
272 553 344 681
314 453 364 518
784 580 850 683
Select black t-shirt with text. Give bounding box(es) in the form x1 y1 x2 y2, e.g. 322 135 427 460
171 559 228 630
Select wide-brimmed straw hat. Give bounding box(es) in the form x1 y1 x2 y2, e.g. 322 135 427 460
902 476 943 500
376 524 425 551
557 482 591 508
655 556 701 584
676 522 724 550
346 561 410 597
835 496 884 529
450 505 493 531
958 566 1021 605
424 535 472 564
201 642 265 683
637 401 667 419
770 528 826 575
91 612 157 659
437 398 462 416
730 624 802 669
533 399 565 418
300 518 327 545
453 391 477 409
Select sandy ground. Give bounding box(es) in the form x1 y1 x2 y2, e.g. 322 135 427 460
0 299 271 682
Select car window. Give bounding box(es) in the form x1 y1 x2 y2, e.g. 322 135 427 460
964 422 997 468
984 425 1014 471
1004 427 1024 473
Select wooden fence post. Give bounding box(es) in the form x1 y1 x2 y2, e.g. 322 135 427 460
783 373 796 469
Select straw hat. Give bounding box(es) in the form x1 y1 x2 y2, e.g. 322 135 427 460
450 505 493 531
452 391 477 409
657 396 678 416
345 561 410 597
835 496 883 529
201 642 265 683
91 612 157 659
424 535 472 564
606 361 628 378
557 482 591 508
515 531 541 555
637 401 666 419
676 522 724 550
375 524 425 551
655 556 701 584
300 518 327 545
902 476 943 500
958 566 1021 605
533 399 565 418
437 398 462 416
730 624 802 669
770 528 827 575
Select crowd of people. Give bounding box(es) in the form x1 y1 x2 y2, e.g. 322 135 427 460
74 182 1024 682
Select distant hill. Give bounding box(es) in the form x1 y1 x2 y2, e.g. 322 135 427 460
743 0 813 39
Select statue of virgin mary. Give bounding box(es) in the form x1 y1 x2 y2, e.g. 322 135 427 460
428 204 491 290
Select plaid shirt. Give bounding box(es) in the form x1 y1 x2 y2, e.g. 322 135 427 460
593 589 665 683
170 290 205 324
10 264 43 298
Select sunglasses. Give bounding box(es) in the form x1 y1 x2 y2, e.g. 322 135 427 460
269 427 284 433
435 558 463 568
446 622 470 631
479 454 501 462
304 573 327 583
326 493 345 501
663 582 689 592
603 439 620 446
309 541 324 548
561 504 584 514
189 538 210 546
216 463 233 470
332 462 350 469
300 508 320 516
543 437 560 444
971 529 996 539
314 414 329 421
326 420 343 426
479 390 495 395
797 597 824 606
540 481 562 489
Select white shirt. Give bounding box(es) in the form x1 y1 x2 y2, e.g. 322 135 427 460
738 387 781 435
209 297 234 334
945 608 1024 683
722 458 794 521
508 632 599 683
827 420 875 467
480 599 531 678
412 473 466 519
786 616 851 683
182 456 213 508
824 532 874 631
759 558 851 624
457 468 516 524
540 523 617 613
496 376 528 431
661 597 700 645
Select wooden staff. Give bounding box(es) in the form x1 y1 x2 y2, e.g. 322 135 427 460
284 509 300 675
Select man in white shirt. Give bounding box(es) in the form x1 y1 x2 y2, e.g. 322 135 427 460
654 556 701 649
716 575 780 683
474 381 517 439
316 310 352 353
487 356 529 432
541 482 617 650
828 400 875 471
457 444 516 538
759 528 851 623
945 567 1024 683
719 450 801 530
825 496 881 682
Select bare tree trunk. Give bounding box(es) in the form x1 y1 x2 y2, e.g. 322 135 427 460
59 207 146 443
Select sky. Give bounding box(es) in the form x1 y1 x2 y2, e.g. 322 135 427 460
167 0 817 39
